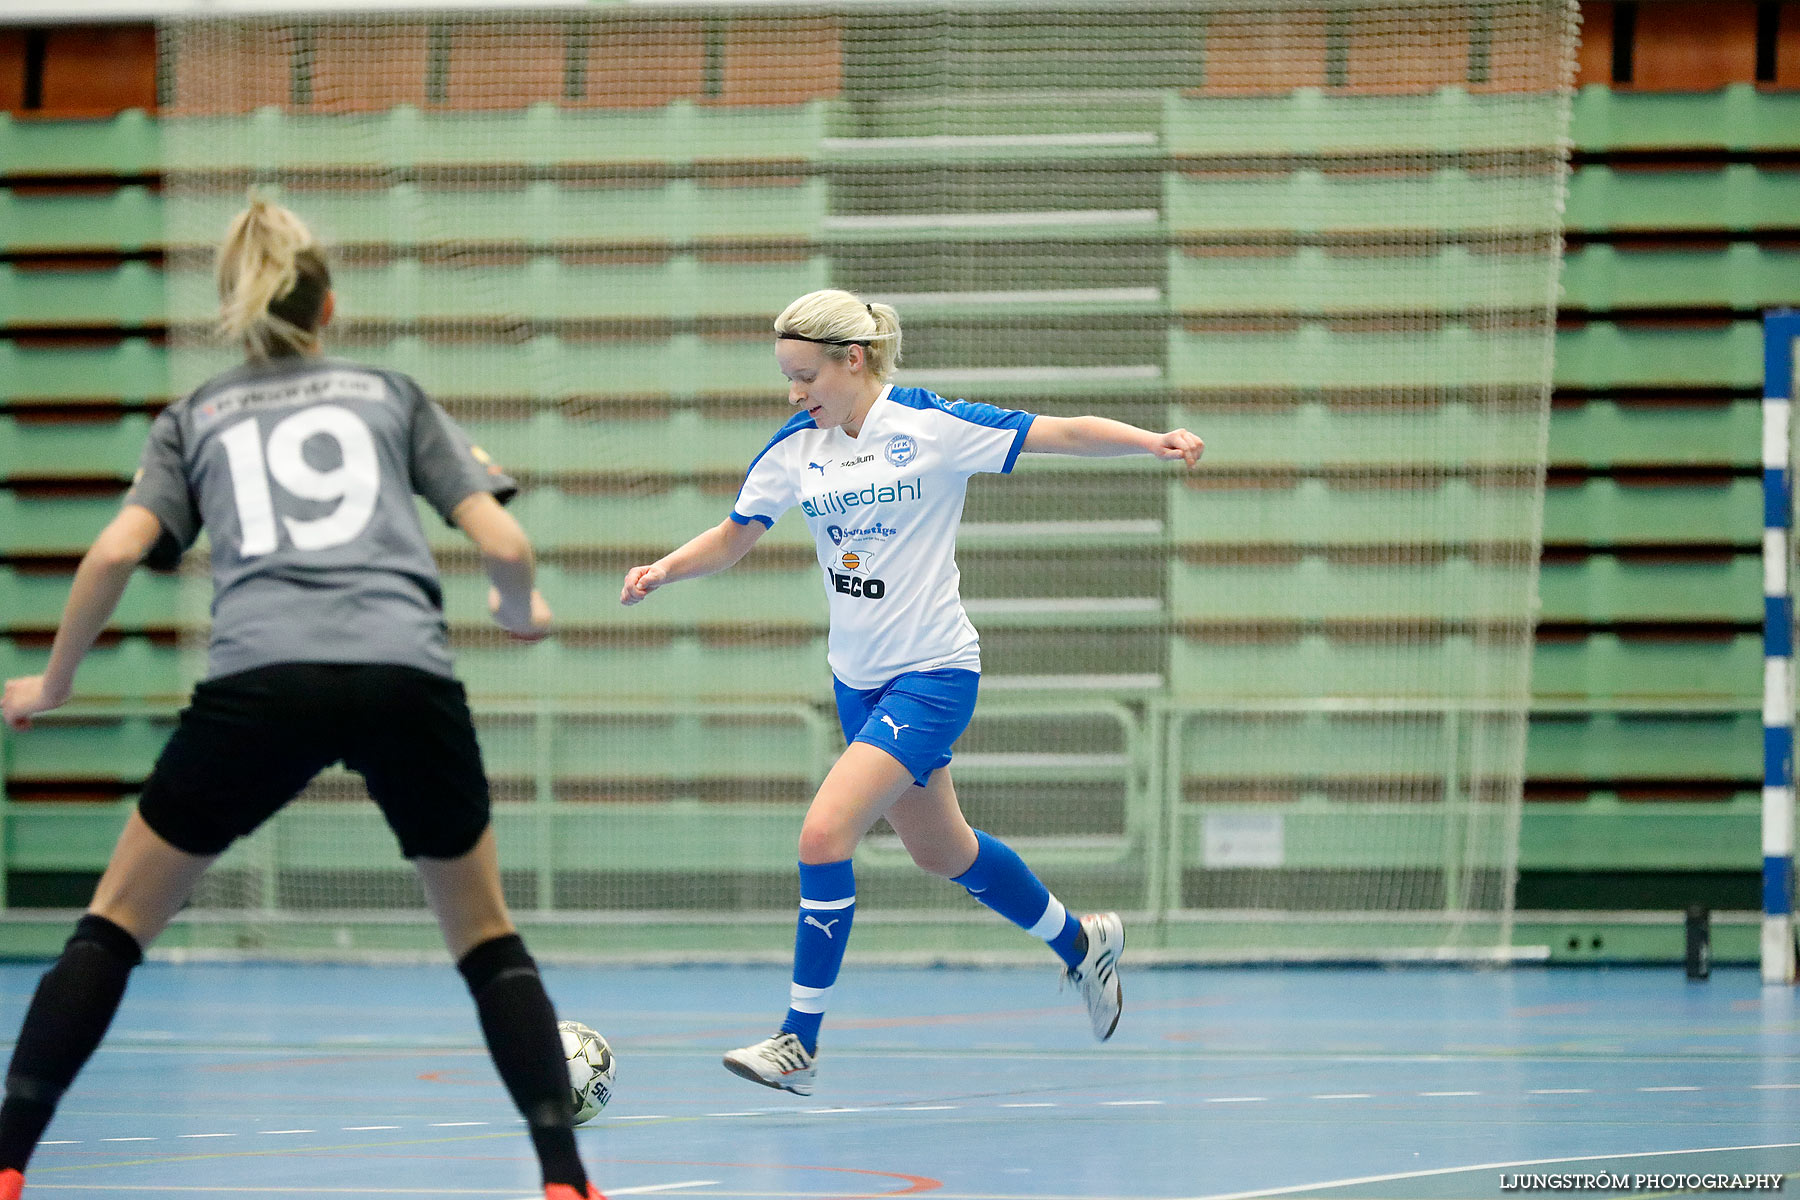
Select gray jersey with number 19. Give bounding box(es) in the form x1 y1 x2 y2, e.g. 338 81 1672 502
125 357 515 681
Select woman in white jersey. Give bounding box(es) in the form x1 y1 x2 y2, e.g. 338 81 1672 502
0 201 605 1200
621 288 1202 1094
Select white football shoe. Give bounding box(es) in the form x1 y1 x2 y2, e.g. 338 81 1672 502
1066 911 1124 1040
722 1031 817 1095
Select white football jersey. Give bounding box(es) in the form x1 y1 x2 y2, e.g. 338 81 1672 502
732 384 1035 689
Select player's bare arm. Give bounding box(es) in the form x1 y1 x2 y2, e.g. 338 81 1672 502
2 505 162 730
1022 415 1204 466
453 492 553 641
621 517 766 606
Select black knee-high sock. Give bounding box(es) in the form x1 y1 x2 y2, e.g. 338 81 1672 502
457 934 587 1191
0 915 143 1173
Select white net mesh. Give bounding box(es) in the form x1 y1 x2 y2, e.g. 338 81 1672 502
156 1 1578 959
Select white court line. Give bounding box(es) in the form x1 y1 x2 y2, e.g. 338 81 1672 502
429 1121 489 1127
39 1140 79 1145
704 1111 762 1117
178 1133 235 1138
341 1125 400 1130
1204 1096 1267 1104
1640 1086 1703 1092
1174 1140 1800 1200
1102 1100 1164 1106
803 1107 861 1113
1311 1093 1372 1100
608 1114 669 1121
1753 1083 1800 1089
260 1129 315 1134
102 1136 156 1142
896 1105 959 1110
605 1184 721 1197
1420 1090 1481 1096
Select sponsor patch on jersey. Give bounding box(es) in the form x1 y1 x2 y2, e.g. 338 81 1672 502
800 477 922 518
826 522 898 545
840 453 875 469
194 370 387 428
834 549 875 574
883 434 917 467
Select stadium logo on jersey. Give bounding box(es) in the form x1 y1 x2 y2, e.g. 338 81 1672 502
839 453 874 469
826 522 898 545
807 461 827 475
834 550 875 574
800 478 922 518
883 434 917 467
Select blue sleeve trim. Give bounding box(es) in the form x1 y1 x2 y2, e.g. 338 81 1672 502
731 411 814 526
1001 413 1035 474
943 398 1034 433
743 411 817 477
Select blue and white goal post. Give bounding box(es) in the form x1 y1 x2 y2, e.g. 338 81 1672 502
1765 309 1800 984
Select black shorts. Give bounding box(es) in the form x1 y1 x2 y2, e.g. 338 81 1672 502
138 662 491 860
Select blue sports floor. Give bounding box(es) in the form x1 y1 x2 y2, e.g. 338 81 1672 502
3 960 1798 1198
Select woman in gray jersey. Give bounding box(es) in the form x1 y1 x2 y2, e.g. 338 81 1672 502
0 201 605 1200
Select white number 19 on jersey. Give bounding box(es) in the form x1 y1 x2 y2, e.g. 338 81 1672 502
218 405 380 557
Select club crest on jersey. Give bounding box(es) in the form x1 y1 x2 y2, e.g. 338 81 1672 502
884 434 917 467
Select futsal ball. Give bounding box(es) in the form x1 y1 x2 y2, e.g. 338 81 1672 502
557 1020 616 1124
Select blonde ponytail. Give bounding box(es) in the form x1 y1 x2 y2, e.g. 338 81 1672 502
774 289 902 380
216 196 331 361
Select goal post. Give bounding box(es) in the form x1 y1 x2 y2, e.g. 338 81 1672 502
1764 308 1800 984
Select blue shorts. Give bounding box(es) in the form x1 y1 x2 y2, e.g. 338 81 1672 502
833 669 979 787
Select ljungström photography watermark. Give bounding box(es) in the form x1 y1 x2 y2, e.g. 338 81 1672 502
1498 1174 1786 1192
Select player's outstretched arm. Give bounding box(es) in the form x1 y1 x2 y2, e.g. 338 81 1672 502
3 505 162 730
452 492 553 641
621 518 766 606
1022 415 1204 467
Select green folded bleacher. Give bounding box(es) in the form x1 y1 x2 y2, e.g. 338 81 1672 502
1569 83 1800 151
1561 246 1800 311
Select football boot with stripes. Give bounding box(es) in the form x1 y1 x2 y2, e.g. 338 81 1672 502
1066 911 1124 1040
723 1031 817 1095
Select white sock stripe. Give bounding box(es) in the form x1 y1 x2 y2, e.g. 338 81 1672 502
800 896 856 911
1028 896 1068 941
789 983 832 1014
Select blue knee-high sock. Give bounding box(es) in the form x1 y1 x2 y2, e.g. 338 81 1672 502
779 859 855 1055
952 830 1084 968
